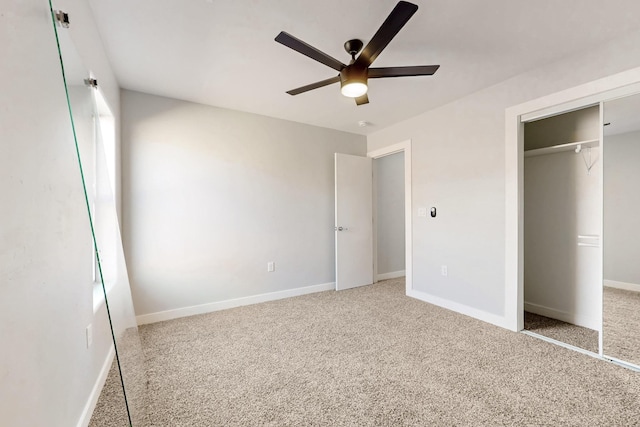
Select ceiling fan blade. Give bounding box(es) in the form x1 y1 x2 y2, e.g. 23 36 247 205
275 31 346 71
355 1 418 68
286 75 341 96
368 65 440 78
355 94 369 106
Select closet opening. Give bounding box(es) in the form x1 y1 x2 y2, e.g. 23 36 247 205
521 105 602 354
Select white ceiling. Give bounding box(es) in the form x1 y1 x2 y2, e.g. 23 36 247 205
87 0 640 135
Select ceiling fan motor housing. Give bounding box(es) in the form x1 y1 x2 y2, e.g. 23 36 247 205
340 65 368 97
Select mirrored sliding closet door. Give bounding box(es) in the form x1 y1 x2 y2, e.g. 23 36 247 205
602 94 640 369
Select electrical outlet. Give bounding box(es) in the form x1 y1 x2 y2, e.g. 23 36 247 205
86 324 93 349
267 262 275 272
441 265 448 277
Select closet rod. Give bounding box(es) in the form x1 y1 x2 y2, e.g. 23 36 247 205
524 138 599 158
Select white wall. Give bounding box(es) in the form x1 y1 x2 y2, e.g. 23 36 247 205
367 28 640 326
524 149 601 329
375 152 405 277
604 130 640 286
121 90 366 319
0 0 124 426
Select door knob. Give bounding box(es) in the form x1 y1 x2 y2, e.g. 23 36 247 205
335 226 347 231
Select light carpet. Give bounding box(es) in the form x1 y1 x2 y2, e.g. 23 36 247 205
604 286 640 367
523 311 599 353
91 278 640 426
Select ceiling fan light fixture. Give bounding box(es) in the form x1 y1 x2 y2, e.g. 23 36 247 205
341 81 368 98
340 66 368 98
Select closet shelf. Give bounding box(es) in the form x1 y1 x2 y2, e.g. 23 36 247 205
524 138 599 158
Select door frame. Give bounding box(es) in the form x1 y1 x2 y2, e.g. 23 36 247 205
368 140 412 295
505 66 640 332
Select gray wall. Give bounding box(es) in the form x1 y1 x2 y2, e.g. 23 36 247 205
367 27 640 323
604 130 640 285
375 152 405 276
121 90 366 317
0 0 123 425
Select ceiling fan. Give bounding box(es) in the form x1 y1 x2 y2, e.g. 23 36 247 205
275 1 439 106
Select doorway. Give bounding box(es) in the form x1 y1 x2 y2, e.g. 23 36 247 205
373 151 406 283
369 140 413 294
334 140 413 293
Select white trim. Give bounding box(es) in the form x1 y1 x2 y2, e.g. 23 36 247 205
598 101 605 356
136 282 335 325
377 270 406 281
77 346 115 427
367 140 412 296
505 65 640 332
523 331 640 372
504 110 524 332
604 279 640 292
371 155 379 282
524 302 600 331
602 355 640 372
408 289 508 329
514 71 640 123
367 141 408 158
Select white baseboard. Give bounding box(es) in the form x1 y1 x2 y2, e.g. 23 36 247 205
136 282 336 325
524 302 600 331
407 289 509 329
376 270 406 281
77 346 115 427
604 279 640 293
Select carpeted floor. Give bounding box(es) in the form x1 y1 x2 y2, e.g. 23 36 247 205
91 278 640 426
604 286 640 367
522 287 640 362
89 361 129 427
89 325 148 427
523 312 599 353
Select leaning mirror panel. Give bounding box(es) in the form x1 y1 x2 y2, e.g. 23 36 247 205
50 2 148 425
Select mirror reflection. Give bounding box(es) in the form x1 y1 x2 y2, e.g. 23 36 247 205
603 94 640 368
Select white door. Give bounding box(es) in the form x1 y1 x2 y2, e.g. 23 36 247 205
335 153 373 290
